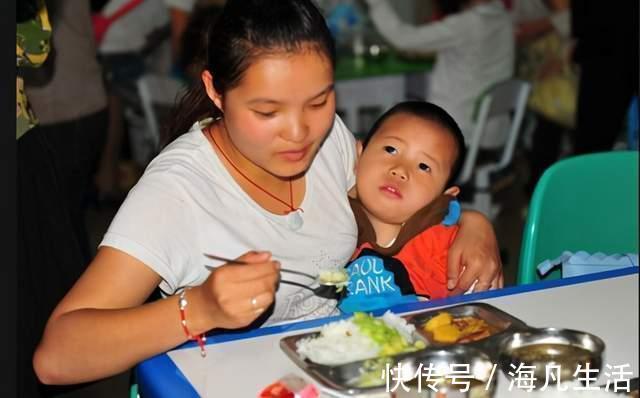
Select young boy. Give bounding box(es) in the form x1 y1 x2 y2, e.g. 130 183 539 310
340 101 467 313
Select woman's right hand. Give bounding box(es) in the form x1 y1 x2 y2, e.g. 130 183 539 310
195 251 280 330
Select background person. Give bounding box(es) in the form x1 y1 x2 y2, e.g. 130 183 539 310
19 1 108 396
511 0 576 195
92 0 197 201
362 0 515 149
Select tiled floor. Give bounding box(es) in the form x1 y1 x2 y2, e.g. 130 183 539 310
74 151 530 397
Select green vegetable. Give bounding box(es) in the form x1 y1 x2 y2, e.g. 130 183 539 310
352 312 424 356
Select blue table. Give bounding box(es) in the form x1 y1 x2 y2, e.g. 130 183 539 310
137 267 638 397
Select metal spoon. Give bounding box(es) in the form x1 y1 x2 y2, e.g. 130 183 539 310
202 253 349 288
279 280 346 300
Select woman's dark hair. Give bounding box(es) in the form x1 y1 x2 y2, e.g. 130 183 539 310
162 0 336 147
362 101 467 187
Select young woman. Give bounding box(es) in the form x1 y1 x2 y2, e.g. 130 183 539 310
34 0 503 385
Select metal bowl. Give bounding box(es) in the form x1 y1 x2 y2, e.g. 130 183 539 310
392 346 497 398
497 327 605 387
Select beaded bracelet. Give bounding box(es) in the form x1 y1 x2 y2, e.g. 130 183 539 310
178 289 207 357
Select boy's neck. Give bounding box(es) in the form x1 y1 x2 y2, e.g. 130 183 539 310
363 209 404 248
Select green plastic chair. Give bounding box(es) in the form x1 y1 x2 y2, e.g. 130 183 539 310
518 151 639 284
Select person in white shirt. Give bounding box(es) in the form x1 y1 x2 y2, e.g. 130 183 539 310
94 0 197 201
363 0 515 149
99 0 196 58
34 0 504 385
511 0 574 195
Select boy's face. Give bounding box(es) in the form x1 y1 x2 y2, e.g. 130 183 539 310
355 113 460 226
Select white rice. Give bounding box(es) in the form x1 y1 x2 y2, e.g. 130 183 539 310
296 311 417 366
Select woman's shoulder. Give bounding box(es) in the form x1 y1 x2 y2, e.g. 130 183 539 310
150 121 210 167
133 121 216 193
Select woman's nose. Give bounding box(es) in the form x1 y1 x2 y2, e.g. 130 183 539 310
281 115 309 143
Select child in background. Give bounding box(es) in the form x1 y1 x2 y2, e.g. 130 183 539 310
341 101 467 312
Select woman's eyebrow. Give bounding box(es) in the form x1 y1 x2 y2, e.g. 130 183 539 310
247 84 334 106
247 98 281 105
307 84 334 101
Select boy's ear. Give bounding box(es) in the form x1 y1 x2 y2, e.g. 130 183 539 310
201 70 223 111
444 186 460 197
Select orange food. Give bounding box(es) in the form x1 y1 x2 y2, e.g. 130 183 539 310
422 313 491 344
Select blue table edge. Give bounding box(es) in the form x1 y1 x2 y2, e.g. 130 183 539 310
136 266 639 398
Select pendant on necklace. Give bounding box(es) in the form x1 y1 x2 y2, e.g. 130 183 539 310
286 209 304 231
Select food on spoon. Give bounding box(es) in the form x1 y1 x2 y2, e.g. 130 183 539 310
318 268 349 284
423 312 492 344
296 311 426 366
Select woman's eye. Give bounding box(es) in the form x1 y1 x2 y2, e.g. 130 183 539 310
418 163 431 172
254 110 276 118
383 145 397 155
309 100 327 109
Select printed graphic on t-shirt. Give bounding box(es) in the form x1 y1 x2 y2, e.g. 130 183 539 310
339 248 418 313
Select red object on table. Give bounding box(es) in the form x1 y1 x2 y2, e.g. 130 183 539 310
259 381 295 398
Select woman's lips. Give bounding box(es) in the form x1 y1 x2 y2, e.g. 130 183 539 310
278 145 309 162
379 184 403 199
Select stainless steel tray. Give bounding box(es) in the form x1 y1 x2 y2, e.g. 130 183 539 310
405 303 529 361
279 303 530 396
280 324 429 395
280 340 496 395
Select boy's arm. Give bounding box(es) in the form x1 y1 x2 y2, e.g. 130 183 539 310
397 224 458 300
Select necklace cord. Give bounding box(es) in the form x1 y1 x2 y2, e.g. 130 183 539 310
207 126 303 215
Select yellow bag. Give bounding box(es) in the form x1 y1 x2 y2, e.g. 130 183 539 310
517 32 579 129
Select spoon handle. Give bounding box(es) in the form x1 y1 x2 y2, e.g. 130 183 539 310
280 280 316 292
203 253 249 265
280 268 316 280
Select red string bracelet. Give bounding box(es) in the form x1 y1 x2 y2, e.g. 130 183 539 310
178 289 207 357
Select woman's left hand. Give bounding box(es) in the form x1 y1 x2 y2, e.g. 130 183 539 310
447 211 504 295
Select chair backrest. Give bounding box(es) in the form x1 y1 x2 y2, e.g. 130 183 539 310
457 79 531 185
518 151 639 284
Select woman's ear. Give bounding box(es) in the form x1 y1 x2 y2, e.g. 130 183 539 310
444 185 460 197
201 70 223 111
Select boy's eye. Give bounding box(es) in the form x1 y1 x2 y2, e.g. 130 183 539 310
383 145 397 155
418 163 431 172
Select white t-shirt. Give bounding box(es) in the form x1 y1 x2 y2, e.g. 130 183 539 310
100 116 359 325
99 0 196 54
366 0 515 148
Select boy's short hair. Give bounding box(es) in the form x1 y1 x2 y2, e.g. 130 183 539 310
362 101 467 187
